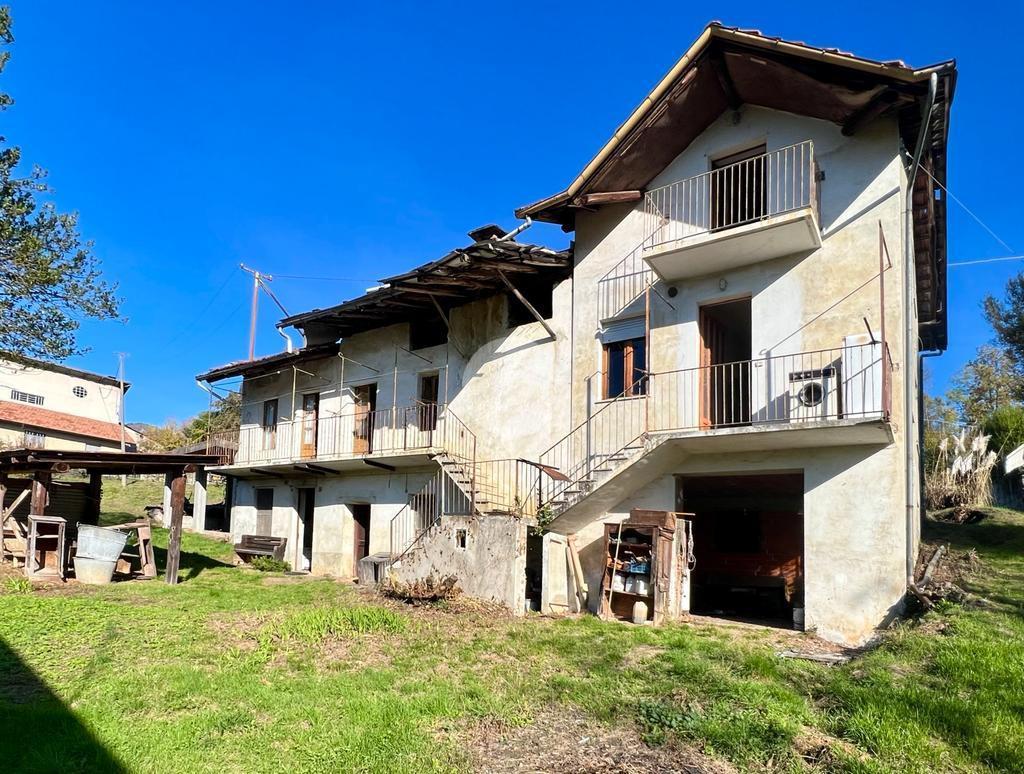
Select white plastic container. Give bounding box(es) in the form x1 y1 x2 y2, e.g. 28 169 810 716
632 600 649 624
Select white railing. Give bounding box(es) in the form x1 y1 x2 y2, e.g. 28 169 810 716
643 140 818 249
597 240 656 322
538 342 890 513
233 403 475 467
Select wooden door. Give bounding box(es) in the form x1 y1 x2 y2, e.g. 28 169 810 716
699 308 725 429
351 504 371 576
418 373 439 433
300 393 319 459
255 488 274 535
352 384 376 454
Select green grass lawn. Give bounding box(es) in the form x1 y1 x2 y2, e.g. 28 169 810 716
1 504 1022 772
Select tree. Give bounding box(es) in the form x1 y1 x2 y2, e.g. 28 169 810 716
984 273 1024 373
0 9 120 360
948 345 1024 427
183 392 241 443
923 392 959 469
982 405 1024 457
139 421 186 453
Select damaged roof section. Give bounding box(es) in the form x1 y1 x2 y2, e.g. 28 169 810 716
278 229 571 340
516 21 955 351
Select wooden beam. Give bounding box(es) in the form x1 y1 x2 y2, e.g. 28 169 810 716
30 470 51 516
579 190 642 206
251 467 289 479
710 50 741 111
363 459 396 472
392 284 464 298
292 464 327 477
164 471 186 585
299 463 335 475
497 269 557 340
842 89 902 136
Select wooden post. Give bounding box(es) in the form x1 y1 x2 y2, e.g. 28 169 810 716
193 468 208 533
162 472 173 527
87 471 103 526
165 470 186 585
30 470 51 516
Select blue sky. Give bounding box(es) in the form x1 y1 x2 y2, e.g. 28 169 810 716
4 1 1021 423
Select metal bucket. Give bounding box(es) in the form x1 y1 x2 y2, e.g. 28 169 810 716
76 524 128 562
73 556 117 585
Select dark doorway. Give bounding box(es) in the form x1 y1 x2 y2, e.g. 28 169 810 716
297 488 315 572
255 488 274 535
711 144 767 231
351 503 371 577
699 298 752 428
352 384 376 454
679 473 803 627
418 372 439 433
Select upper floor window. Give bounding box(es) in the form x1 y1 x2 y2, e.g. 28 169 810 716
262 399 278 450
410 321 447 351
601 317 647 400
11 389 44 406
72 386 88 398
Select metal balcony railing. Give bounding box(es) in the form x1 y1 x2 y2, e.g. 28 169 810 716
232 402 474 467
643 140 818 249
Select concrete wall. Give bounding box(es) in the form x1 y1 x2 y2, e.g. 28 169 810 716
230 469 434 576
390 513 528 612
569 444 904 645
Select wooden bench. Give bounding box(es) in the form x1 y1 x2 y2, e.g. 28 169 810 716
234 534 288 564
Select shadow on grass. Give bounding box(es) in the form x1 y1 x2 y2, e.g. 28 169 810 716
0 638 126 773
152 544 234 582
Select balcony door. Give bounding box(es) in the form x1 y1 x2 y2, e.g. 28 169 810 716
299 393 319 459
352 384 376 454
699 298 752 428
710 144 767 232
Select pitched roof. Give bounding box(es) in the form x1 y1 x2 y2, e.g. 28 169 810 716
196 342 342 384
0 400 127 443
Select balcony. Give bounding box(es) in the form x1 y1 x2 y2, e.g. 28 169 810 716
224 403 475 473
642 141 821 280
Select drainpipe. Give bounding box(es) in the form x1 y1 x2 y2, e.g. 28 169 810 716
903 72 938 584
497 216 533 242
276 325 294 354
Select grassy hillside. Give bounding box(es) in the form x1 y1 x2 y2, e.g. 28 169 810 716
0 507 1021 772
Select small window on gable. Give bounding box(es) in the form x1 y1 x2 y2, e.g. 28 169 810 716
410 320 447 351
455 528 468 549
73 386 88 398
11 389 44 406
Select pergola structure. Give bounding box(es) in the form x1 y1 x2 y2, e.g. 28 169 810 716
0 449 223 585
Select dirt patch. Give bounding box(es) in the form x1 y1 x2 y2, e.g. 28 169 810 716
622 645 667 669
461 707 733 774
794 727 870 768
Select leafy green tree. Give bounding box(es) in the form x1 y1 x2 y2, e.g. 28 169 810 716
982 405 1024 457
948 345 1024 427
183 392 241 443
0 8 120 360
984 273 1024 373
139 421 187 453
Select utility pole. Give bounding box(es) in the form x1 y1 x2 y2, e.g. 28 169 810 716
239 264 289 360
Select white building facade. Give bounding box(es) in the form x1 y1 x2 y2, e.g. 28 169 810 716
200 25 954 645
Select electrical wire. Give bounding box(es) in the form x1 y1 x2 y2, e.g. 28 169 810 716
922 167 1014 255
272 273 378 282
949 255 1024 268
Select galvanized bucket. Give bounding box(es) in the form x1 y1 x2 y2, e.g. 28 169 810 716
73 556 117 585
76 524 128 562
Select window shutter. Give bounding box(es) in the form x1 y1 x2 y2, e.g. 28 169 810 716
599 317 646 344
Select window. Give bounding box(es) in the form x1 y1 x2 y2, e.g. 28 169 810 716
603 337 647 399
455 528 468 549
507 278 556 328
72 386 88 398
410 320 447 350
262 399 278 450
11 389 44 406
24 430 45 449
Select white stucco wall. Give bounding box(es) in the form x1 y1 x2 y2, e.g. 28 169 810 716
0 359 126 426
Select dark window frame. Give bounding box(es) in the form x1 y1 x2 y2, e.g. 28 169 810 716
602 336 647 399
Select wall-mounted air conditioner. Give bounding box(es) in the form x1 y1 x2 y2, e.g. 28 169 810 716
788 366 838 422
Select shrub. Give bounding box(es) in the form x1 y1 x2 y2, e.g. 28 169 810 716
249 556 290 573
2 577 32 594
925 430 997 519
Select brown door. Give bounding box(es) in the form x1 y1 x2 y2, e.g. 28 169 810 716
418 373 439 434
699 300 752 429
711 144 767 231
351 504 371 576
300 393 319 459
352 384 376 454
699 308 724 429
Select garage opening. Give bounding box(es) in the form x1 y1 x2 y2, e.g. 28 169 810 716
679 472 803 628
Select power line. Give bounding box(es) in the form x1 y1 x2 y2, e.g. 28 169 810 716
922 166 1014 255
272 273 378 282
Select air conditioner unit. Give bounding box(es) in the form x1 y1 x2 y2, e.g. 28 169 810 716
788 366 838 422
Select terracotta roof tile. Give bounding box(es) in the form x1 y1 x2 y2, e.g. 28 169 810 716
0 400 125 443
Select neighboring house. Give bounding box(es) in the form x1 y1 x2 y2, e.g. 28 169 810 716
198 24 954 646
0 356 138 452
